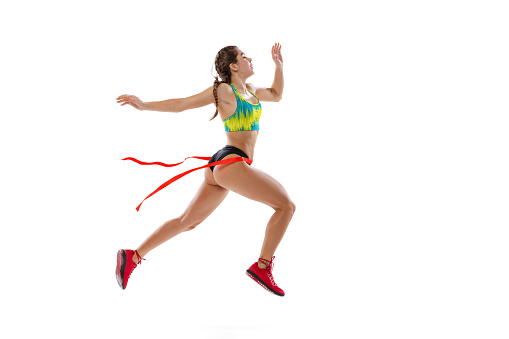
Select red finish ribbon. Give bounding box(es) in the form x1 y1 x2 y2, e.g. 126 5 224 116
122 156 253 211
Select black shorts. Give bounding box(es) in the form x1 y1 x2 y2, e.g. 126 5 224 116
208 145 250 172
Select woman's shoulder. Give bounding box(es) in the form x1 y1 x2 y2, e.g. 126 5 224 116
216 82 235 103
217 82 234 94
216 82 233 93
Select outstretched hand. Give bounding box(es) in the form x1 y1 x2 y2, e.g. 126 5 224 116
271 43 283 68
116 94 145 110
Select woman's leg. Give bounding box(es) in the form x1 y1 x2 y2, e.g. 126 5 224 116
212 155 296 268
133 177 229 262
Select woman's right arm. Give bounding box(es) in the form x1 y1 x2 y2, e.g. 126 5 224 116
116 86 215 113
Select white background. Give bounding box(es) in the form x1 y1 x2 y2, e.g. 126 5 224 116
1 0 508 338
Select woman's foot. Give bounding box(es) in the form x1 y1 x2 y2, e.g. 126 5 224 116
246 256 285 296
116 249 145 289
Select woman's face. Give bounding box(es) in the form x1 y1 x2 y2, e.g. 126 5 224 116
233 49 254 76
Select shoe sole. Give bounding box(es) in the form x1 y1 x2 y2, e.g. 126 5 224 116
116 250 126 289
246 270 284 297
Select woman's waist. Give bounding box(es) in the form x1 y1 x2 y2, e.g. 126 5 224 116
225 133 257 159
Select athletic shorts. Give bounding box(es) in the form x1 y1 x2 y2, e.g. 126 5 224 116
208 145 250 172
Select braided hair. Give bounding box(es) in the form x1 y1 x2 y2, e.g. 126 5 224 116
210 45 239 121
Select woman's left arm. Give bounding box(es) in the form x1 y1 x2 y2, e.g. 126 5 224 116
271 43 284 100
249 43 284 102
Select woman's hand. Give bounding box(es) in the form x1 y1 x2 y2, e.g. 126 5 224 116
271 43 283 68
116 94 145 110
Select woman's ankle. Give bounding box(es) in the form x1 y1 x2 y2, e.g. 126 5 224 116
257 257 271 269
132 250 144 264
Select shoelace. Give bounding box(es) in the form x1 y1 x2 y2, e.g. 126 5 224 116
258 256 277 286
134 250 146 265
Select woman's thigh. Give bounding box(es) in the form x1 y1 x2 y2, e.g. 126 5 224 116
212 154 294 212
179 179 229 230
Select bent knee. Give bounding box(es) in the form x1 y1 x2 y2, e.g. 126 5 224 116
277 200 296 215
289 200 296 215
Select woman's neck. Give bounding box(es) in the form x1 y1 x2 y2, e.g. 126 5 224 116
230 76 248 95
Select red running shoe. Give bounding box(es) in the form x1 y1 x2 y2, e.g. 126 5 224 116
246 256 285 296
116 249 145 289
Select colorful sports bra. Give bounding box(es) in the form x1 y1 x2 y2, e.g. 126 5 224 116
222 84 262 132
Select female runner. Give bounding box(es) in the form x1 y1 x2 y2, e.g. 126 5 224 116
115 43 295 296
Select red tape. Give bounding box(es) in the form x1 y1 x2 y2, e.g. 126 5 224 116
123 156 253 211
121 156 212 167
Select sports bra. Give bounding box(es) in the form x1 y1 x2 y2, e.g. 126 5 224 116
222 84 262 132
